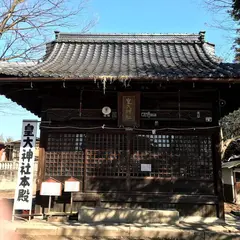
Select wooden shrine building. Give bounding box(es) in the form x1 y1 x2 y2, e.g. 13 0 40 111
0 31 240 218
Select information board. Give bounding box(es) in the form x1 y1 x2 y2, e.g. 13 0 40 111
141 164 152 172
64 181 80 192
40 182 62 196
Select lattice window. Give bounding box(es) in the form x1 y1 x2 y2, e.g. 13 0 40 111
171 135 212 179
86 133 127 177
45 132 213 180
131 134 172 177
47 133 84 151
130 134 213 180
45 133 85 176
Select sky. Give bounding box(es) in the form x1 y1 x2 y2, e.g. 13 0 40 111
0 0 236 140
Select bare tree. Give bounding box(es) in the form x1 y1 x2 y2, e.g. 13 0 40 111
0 134 4 143
203 0 239 62
0 134 14 143
203 0 234 29
0 0 97 61
5 136 14 143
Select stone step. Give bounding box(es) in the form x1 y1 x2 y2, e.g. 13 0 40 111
77 207 179 224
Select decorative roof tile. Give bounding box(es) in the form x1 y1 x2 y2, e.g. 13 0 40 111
0 32 240 80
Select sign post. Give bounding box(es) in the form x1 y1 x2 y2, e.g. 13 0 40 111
64 177 80 214
40 177 62 214
12 120 38 221
48 196 52 213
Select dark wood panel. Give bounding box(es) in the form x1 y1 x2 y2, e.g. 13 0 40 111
44 108 212 123
73 192 218 204
85 178 127 192
83 178 214 194
172 179 214 194
223 184 234 202
130 179 172 192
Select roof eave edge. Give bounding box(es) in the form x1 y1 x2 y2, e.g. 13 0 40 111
0 76 240 83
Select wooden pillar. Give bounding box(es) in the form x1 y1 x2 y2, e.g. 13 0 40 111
36 130 46 191
83 148 88 192
126 132 131 192
35 129 47 214
212 90 225 219
213 128 225 220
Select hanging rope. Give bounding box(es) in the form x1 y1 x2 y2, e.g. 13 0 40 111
40 124 220 132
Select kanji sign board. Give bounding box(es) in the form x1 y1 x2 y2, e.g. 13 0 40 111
13 120 38 210
40 182 62 196
64 177 80 192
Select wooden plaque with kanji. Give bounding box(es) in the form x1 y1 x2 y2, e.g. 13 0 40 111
118 92 140 127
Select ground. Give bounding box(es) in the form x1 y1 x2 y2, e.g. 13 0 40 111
224 202 240 213
1 190 240 240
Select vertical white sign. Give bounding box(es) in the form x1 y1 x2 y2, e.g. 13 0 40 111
13 120 38 210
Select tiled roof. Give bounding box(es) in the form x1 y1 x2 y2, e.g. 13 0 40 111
0 31 240 79
222 160 240 169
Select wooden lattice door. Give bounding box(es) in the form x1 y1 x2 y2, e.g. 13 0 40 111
84 132 130 192
45 131 214 194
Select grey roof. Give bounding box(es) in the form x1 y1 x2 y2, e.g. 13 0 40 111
222 160 240 169
0 31 240 80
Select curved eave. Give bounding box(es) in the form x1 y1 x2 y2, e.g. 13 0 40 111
0 87 41 117
5 96 40 117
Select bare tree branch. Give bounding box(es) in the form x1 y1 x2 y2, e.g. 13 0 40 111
0 0 97 115
0 0 97 61
203 0 239 62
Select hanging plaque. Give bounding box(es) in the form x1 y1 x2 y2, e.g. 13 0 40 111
118 92 140 127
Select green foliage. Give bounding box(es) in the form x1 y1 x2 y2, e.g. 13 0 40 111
223 138 240 160
231 0 240 62
232 0 240 20
220 108 240 140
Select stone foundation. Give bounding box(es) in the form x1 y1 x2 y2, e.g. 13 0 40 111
78 207 179 224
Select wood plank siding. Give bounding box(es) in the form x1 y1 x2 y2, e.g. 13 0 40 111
34 86 223 217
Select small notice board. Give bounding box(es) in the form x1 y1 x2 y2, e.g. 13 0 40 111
141 164 152 172
64 177 80 192
40 178 62 196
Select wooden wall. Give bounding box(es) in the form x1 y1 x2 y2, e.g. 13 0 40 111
34 82 224 218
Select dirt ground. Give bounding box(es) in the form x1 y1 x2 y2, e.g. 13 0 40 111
224 202 240 213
